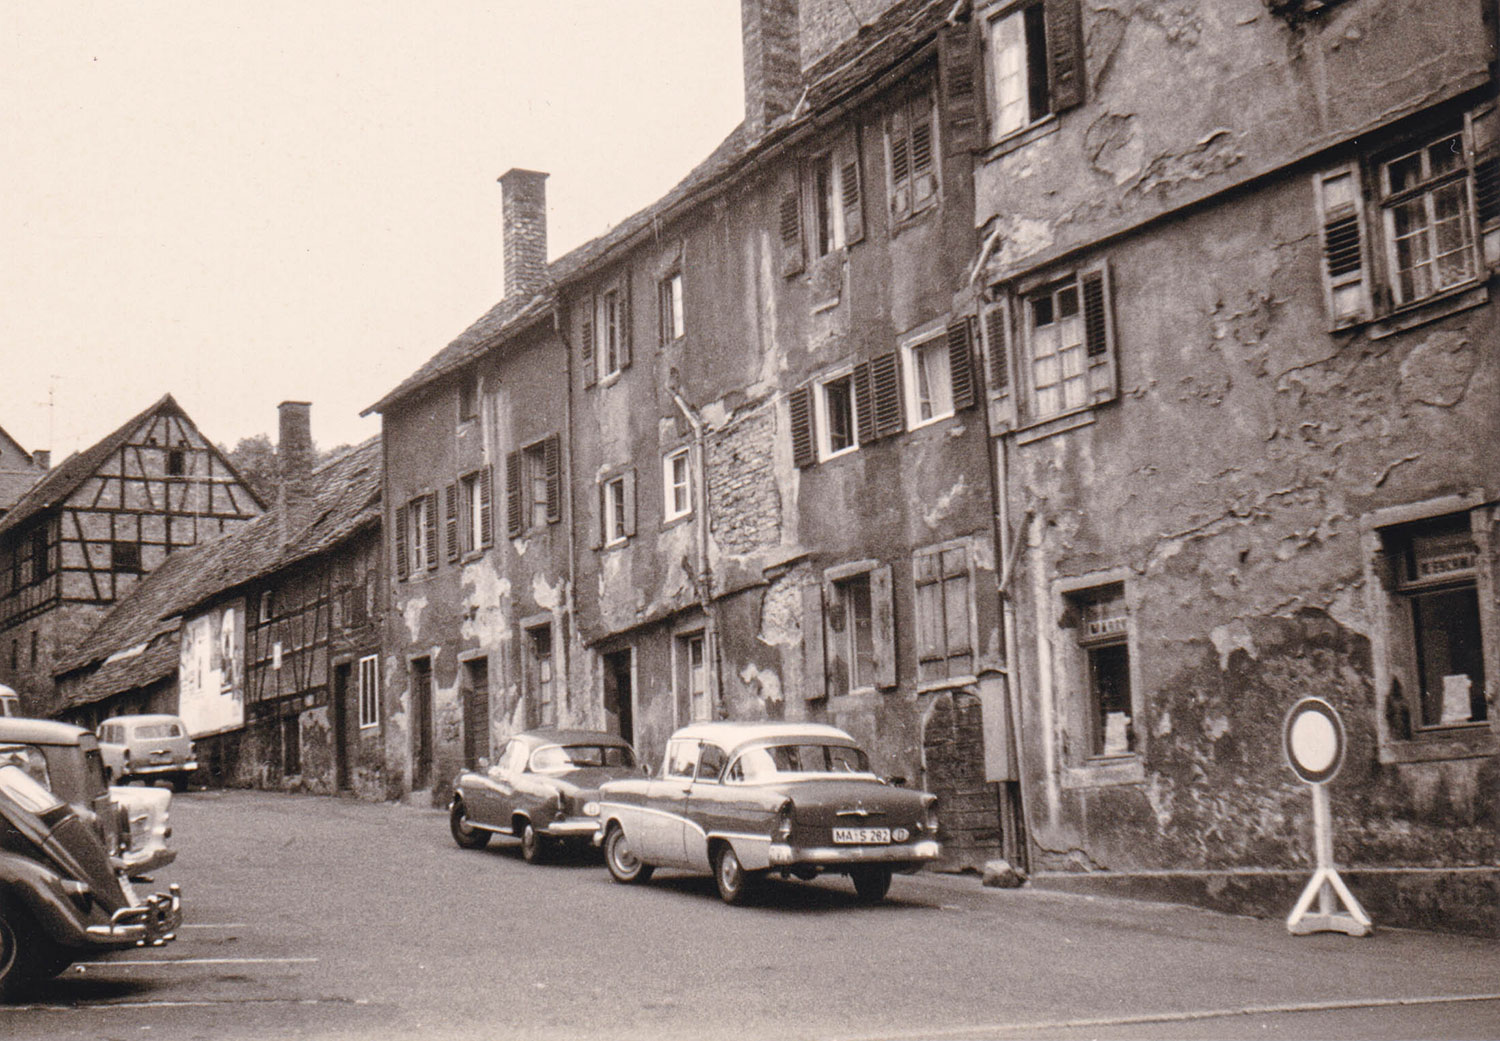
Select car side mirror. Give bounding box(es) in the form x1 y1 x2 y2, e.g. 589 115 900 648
885 775 907 788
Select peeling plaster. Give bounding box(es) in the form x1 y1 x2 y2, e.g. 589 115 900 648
922 474 969 529
531 571 565 612
1084 112 1145 184
1209 620 1256 670
459 559 511 644
738 661 784 705
1398 331 1477 407
1123 129 1242 199
401 596 427 642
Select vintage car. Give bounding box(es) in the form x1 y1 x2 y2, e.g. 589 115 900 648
449 729 644 863
0 718 176 878
0 760 181 999
97 714 198 790
595 721 941 904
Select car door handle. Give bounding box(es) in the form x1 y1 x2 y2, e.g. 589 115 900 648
678 786 692 795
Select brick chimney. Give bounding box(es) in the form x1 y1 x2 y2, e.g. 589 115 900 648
277 401 315 547
499 168 549 299
742 0 802 138
31 450 49 471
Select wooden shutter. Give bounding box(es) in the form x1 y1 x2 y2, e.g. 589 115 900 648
591 482 605 551
947 317 978 411
477 466 493 547
623 468 637 538
888 104 911 220
801 580 827 701
910 96 937 208
444 483 460 562
939 15 981 154
1044 0 1085 113
394 501 409 581
505 450 523 538
543 434 561 524
1312 163 1372 327
852 361 877 445
778 168 805 277
981 298 1018 431
619 270 633 370
870 352 905 439
788 386 815 468
838 128 864 246
870 564 896 689
580 299 597 389
1080 260 1118 404
423 492 439 570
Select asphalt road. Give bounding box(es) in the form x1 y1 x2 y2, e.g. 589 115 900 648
5 789 1497 1040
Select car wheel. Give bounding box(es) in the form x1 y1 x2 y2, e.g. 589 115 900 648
713 843 753 905
0 911 52 1000
850 865 893 903
604 824 654 885
520 822 549 865
171 772 189 793
449 799 491 850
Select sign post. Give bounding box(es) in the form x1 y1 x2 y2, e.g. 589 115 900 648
1282 697 1372 937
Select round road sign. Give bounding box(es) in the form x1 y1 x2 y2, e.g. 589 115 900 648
1283 697 1345 784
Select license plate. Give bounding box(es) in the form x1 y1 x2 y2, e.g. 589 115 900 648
833 827 890 844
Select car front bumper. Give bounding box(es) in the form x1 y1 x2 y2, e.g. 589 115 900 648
769 839 941 867
541 817 602 838
86 883 183 947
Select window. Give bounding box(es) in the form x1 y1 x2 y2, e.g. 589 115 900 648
110 540 141 574
1314 113 1499 327
26 528 49 585
679 631 711 722
983 260 1117 428
812 154 846 257
818 562 895 696
600 472 634 546
458 374 479 423
1379 514 1487 734
599 290 622 376
913 543 974 686
505 436 560 537
259 591 274 624
659 271 684 345
1068 584 1133 757
167 448 185 476
776 127 864 278
696 743 728 783
396 493 437 578
814 371 859 460
984 0 1085 142
357 654 379 728
902 318 978 431
453 468 492 556
663 447 692 522
527 623 556 727
663 738 698 780
886 89 939 223
29 630 38 668
580 281 632 386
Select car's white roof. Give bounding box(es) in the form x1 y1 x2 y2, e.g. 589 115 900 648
101 714 186 727
667 720 858 751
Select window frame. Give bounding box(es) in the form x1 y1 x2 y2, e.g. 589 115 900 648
457 373 480 424
357 653 380 729
662 446 693 524
601 473 630 547
525 619 557 728
911 540 978 690
901 329 957 430
981 0 1085 149
813 368 861 461
110 539 142 574
676 630 711 723
818 558 897 697
659 270 684 345
1053 568 1145 788
885 86 940 225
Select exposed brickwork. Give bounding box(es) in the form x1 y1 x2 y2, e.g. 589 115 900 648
742 0 802 135
799 0 893 70
707 406 781 556
500 168 548 299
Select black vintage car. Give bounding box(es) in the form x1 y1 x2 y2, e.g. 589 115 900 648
0 760 181 998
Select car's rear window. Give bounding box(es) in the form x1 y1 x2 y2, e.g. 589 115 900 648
132 723 183 739
730 743 871 782
530 744 634 773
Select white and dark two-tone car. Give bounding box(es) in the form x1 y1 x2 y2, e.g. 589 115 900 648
595 721 940 904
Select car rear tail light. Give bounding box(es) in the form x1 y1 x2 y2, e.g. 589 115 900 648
924 802 939 835
772 801 793 842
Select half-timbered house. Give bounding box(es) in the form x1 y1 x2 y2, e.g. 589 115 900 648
0 395 263 716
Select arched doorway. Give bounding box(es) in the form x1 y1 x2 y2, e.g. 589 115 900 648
922 689 1001 870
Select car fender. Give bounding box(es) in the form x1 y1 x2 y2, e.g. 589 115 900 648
0 852 97 948
703 830 774 872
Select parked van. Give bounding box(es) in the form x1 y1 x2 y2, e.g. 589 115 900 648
0 685 19 718
97 714 198 791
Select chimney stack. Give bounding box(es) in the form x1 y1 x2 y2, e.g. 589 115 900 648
742 0 802 138
31 450 49 471
499 168 549 299
277 401 314 546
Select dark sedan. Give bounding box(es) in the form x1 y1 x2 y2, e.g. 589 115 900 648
449 729 643 863
595 721 940 904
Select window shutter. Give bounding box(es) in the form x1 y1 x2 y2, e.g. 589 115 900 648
852 361 877 445
1312 164 1372 327
801 579 827 701
592 483 605 552
543 434 561 524
870 352 905 439
910 98 937 207
478 466 493 547
1044 0 1085 113
778 168 805 277
870 564 896 689
423 492 439 570
839 129 865 245
939 16 981 154
394 501 409 581
580 301 596 389
981 298 1018 431
445 483 460 562
946 317 978 411
619 271 633 370
888 105 911 220
623 467 637 538
505 450 523 538
788 386 815 468
1080 260 1119 405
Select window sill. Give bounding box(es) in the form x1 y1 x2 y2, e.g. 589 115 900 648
906 411 957 435
916 674 979 695
1014 407 1097 445
1367 281 1489 340
1379 725 1496 765
661 512 694 532
818 445 859 464
982 115 1060 164
1062 754 1145 789
601 537 629 552
889 201 940 240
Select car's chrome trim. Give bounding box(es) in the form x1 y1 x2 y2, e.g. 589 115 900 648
541 819 599 836
85 883 182 946
768 839 940 866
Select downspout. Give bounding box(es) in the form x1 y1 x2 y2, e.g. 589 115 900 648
669 385 721 719
554 302 579 719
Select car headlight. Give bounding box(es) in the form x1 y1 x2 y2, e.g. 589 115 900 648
582 801 600 817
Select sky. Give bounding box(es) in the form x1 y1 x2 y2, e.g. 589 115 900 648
2 1 745 459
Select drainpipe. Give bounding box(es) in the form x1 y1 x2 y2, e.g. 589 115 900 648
668 385 721 719
554 304 578 718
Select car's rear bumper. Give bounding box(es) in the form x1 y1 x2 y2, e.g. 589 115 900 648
85 883 183 947
126 760 198 776
769 839 941 868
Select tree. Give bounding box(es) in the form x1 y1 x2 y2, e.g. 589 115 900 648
220 434 276 503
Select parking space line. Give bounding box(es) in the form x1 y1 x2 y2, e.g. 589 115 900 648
73 957 319 967
178 922 249 929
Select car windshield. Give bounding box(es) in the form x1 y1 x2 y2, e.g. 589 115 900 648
530 744 634 774
732 743 871 783
0 745 51 790
132 723 183 739
0 762 65 815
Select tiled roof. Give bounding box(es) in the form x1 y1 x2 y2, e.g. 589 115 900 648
0 469 43 514
367 0 948 414
55 437 383 685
